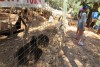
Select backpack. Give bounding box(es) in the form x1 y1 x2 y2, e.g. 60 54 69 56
92 12 99 19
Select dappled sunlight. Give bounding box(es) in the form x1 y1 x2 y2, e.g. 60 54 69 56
74 58 83 67
29 20 58 32
62 55 73 67
0 0 100 66
0 22 100 67
84 31 100 39
62 26 100 67
0 36 7 40
0 13 100 67
66 26 100 40
65 40 76 49
66 26 77 32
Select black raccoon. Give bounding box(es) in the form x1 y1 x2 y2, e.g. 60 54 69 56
32 47 43 63
37 34 49 47
15 35 43 65
15 43 30 65
30 36 38 53
15 36 37 65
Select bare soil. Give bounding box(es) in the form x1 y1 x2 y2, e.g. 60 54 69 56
0 13 100 67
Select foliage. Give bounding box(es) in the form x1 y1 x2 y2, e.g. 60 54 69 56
67 0 82 18
45 0 100 18
45 0 63 10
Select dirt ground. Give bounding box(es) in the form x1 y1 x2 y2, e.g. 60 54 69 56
0 14 100 67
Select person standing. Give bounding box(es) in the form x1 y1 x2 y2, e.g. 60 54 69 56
76 6 88 46
90 11 99 28
76 7 83 35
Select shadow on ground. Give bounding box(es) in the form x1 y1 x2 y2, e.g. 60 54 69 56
0 22 100 67
59 30 100 67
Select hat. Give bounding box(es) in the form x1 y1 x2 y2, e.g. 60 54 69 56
83 5 88 9
80 7 83 11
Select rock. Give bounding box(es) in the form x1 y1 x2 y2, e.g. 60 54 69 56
59 50 64 56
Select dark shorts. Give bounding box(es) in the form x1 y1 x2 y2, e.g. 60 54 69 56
78 21 84 30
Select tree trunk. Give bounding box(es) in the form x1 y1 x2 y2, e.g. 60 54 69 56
86 9 92 27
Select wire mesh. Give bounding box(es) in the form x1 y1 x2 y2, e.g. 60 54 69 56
13 37 31 67
0 7 61 67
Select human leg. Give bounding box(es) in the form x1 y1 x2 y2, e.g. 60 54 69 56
76 27 79 39
77 29 84 45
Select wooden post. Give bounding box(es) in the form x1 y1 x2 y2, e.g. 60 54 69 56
59 0 68 49
63 0 68 33
63 0 67 21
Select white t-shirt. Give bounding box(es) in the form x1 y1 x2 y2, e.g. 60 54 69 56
81 12 87 23
78 12 87 29
79 12 87 23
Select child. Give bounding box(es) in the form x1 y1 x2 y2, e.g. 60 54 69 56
76 6 88 46
76 7 83 35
